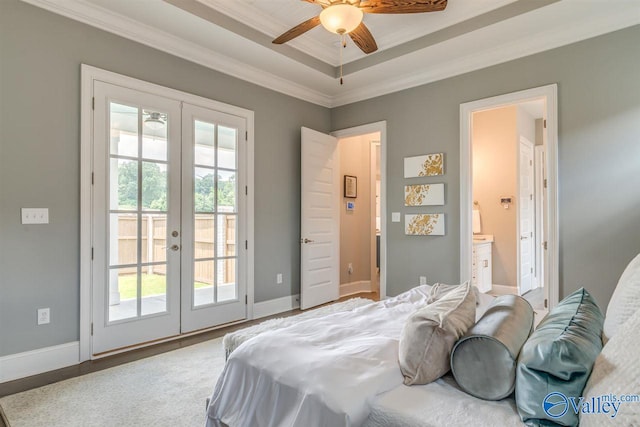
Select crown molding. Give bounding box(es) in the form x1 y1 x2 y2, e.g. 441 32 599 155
21 0 640 109
331 8 640 107
198 0 342 66
21 0 333 107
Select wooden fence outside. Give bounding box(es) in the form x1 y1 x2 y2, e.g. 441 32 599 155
115 214 236 284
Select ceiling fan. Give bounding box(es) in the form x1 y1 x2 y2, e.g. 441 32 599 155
272 0 449 55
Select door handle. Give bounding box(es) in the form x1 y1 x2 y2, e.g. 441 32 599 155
169 244 180 251
300 238 314 244
520 236 529 240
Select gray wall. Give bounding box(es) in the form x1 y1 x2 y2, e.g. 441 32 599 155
1 0 639 358
0 0 330 356
332 25 640 309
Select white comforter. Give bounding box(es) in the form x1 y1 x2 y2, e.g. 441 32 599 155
206 285 436 427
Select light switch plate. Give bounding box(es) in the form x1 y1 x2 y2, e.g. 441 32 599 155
22 208 49 224
392 212 401 222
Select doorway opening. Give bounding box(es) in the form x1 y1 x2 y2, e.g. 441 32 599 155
460 85 559 321
337 132 381 299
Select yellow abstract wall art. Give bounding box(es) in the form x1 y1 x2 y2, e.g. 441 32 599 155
404 184 445 206
403 153 444 178
405 214 445 236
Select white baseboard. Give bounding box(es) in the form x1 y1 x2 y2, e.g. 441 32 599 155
252 294 300 319
340 280 372 297
0 341 79 383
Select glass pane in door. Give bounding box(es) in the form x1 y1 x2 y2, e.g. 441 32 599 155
192 119 239 307
107 102 170 322
217 126 236 169
217 258 237 302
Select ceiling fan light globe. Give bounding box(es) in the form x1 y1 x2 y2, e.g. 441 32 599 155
145 119 164 130
319 4 363 35
144 112 166 130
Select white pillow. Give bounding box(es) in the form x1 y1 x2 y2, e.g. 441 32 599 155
398 282 476 386
603 253 640 341
580 307 640 426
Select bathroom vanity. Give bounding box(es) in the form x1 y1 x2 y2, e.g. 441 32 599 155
472 235 493 293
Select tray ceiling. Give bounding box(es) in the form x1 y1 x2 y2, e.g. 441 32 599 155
23 0 640 107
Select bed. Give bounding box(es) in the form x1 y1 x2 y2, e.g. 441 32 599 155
206 255 640 427
205 285 502 427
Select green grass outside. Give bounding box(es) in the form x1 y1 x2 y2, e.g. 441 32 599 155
119 273 210 300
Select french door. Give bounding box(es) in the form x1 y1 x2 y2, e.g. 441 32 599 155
92 81 246 355
181 103 247 332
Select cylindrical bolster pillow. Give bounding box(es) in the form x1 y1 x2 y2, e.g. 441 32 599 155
450 294 534 400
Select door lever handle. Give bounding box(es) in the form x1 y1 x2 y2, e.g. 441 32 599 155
300 238 314 244
168 244 180 251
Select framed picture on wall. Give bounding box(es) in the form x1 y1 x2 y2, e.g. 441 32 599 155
344 175 357 198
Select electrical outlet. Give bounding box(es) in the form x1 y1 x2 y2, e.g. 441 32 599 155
348 263 353 275
419 276 427 285
276 273 283 284
37 308 50 325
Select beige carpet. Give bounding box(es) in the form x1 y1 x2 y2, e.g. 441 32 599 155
0 337 225 427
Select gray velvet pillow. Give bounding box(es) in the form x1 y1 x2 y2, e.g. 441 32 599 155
515 287 604 427
450 294 534 400
399 281 476 385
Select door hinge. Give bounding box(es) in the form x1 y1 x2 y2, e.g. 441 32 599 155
91 172 94 185
530 194 533 201
543 119 547 129
530 159 533 166
543 178 547 188
544 298 548 309
245 131 248 141
245 295 248 304
543 241 548 250
91 323 94 336
245 186 248 195
245 240 248 250
92 97 95 110
91 247 94 260
531 267 534 273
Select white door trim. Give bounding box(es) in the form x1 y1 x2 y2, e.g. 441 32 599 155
332 121 387 299
460 85 558 308
80 64 254 361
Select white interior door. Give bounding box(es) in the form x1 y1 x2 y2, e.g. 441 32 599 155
300 127 340 310
92 81 182 354
518 137 535 295
180 103 247 332
534 146 546 290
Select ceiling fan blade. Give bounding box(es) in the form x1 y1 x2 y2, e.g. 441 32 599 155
272 16 321 44
359 0 447 14
349 23 378 54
